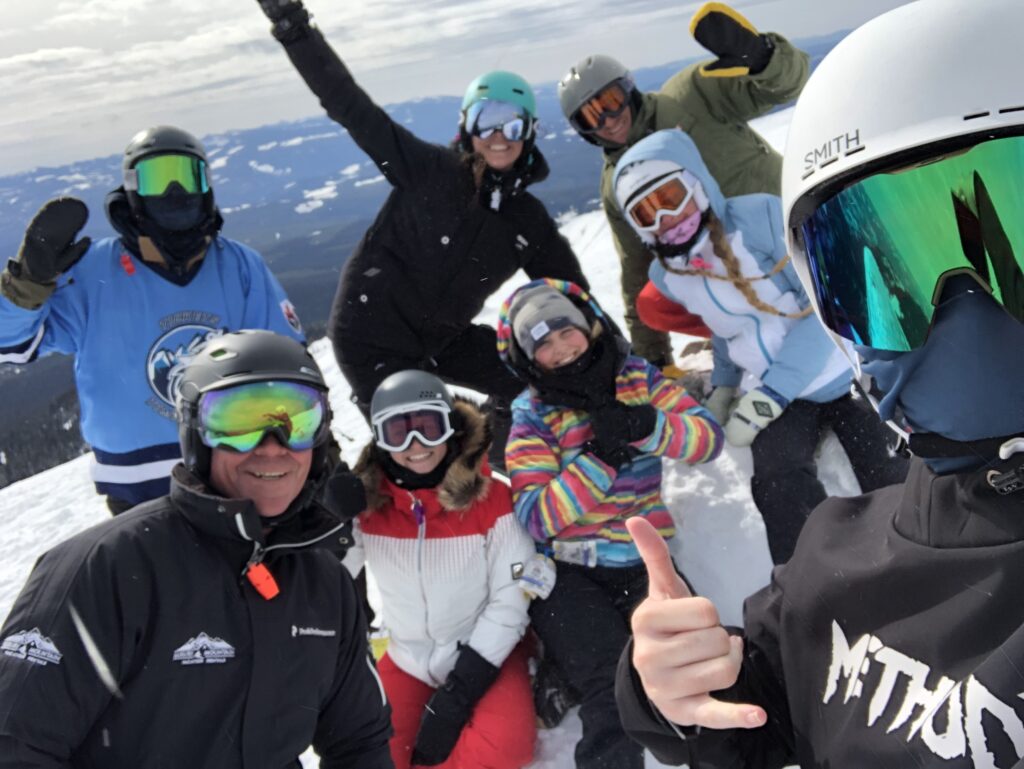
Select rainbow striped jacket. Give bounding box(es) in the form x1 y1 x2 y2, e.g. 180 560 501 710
505 354 723 567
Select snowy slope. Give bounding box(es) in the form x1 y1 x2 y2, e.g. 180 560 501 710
0 107 855 767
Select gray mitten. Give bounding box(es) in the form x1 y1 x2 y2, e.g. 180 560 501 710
703 386 738 426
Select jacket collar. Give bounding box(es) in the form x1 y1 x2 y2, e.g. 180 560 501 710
893 455 1024 548
169 464 343 555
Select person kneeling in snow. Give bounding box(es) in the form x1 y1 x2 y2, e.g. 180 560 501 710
496 278 722 769
345 370 537 769
612 128 908 565
0 331 390 768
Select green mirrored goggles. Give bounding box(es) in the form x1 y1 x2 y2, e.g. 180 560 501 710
128 153 210 197
197 380 328 453
796 133 1024 352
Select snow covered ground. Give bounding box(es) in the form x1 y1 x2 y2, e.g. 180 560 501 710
0 108 855 766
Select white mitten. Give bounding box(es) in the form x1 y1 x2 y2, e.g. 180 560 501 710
703 386 738 425
724 388 784 447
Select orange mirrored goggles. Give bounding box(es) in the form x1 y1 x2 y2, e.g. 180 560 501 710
626 174 696 231
570 80 631 134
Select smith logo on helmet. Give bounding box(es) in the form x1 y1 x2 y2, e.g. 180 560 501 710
803 130 865 179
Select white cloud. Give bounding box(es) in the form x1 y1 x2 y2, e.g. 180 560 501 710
248 160 290 176
295 199 324 214
1 0 912 175
354 175 386 187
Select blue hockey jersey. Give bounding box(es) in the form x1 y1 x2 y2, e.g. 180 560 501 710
0 236 304 505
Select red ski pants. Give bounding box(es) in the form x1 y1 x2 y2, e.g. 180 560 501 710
378 644 536 769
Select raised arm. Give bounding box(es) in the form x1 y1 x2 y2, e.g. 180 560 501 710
256 0 449 188
0 198 92 366
667 3 809 123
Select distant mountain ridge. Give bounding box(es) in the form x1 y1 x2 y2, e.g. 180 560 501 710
0 30 846 489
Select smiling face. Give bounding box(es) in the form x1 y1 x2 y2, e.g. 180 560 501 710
594 105 633 146
533 326 591 372
209 434 312 518
470 132 524 171
390 438 449 476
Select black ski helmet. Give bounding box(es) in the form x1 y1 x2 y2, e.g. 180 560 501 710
121 124 218 237
176 330 332 479
370 370 454 425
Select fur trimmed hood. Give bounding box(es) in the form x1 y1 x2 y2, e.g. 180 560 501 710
354 396 493 513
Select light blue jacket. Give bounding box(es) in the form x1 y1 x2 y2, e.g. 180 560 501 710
0 236 303 504
613 129 851 404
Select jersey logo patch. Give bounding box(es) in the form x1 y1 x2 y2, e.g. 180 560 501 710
1 628 63 666
172 632 236 665
146 316 224 419
280 300 302 334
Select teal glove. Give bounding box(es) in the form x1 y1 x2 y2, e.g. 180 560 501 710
724 388 784 447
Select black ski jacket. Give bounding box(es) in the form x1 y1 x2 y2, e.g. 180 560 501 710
0 464 393 769
617 454 1024 768
275 25 588 368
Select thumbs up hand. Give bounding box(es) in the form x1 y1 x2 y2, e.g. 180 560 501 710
626 516 767 730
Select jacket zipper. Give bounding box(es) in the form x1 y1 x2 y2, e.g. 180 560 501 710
410 493 434 646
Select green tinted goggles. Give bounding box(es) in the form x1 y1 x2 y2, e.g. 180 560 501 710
197 380 328 453
127 153 210 197
795 133 1024 352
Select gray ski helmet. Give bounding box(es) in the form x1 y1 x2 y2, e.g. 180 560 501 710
370 370 454 425
176 330 331 479
558 54 634 126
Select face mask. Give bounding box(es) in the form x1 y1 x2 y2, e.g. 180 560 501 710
860 279 1024 445
659 210 704 246
141 191 206 232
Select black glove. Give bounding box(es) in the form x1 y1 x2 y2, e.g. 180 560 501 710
591 402 657 447
322 466 366 519
1 198 90 310
410 645 500 766
255 0 311 42
584 402 657 469
690 2 774 76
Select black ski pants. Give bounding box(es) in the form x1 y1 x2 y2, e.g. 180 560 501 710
529 561 650 769
751 393 909 564
337 323 523 470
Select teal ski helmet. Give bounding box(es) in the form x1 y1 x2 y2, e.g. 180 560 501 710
459 70 537 152
461 70 537 116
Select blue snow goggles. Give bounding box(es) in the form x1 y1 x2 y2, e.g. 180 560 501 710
197 380 329 453
792 132 1024 352
466 100 532 142
126 153 210 197
372 403 455 452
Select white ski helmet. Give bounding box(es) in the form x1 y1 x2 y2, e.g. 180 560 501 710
783 0 1024 350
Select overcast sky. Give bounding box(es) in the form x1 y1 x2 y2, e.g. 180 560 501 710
1 0 910 176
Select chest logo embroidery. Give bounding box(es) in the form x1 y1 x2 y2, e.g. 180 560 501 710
172 632 236 665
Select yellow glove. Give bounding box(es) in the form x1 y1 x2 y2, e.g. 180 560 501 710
690 2 774 78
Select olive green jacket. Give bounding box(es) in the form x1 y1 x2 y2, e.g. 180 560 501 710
599 32 810 362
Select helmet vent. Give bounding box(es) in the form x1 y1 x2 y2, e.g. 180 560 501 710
963 111 991 121
209 348 237 360
998 105 1024 115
